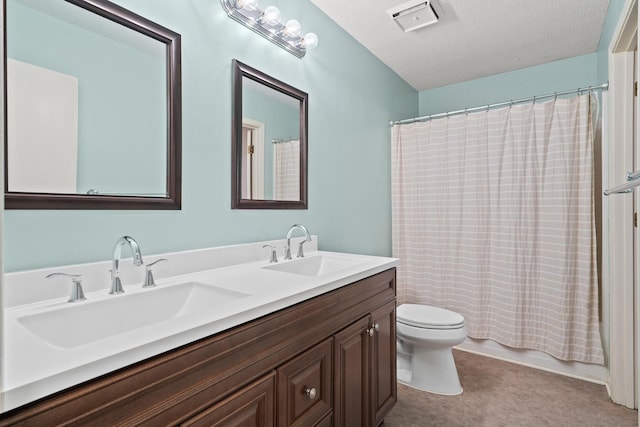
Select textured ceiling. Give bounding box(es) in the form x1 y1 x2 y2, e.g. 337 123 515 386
309 0 611 91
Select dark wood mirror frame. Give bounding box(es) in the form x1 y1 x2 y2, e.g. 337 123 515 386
231 59 308 209
3 0 182 209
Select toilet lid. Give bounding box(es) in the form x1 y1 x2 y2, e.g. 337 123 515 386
397 304 465 329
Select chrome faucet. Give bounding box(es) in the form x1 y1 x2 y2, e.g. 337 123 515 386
284 224 312 260
46 272 86 303
110 236 144 294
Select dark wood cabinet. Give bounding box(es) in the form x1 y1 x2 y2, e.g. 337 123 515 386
334 316 370 427
333 300 397 427
180 372 276 427
315 413 333 427
0 268 396 426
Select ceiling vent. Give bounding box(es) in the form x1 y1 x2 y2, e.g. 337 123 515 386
386 0 439 32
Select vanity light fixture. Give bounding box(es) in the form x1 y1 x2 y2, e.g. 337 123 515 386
221 0 318 58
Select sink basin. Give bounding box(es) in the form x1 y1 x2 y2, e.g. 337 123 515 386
17 282 249 349
262 254 368 277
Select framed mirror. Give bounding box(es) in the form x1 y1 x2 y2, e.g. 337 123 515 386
232 59 308 209
4 0 182 209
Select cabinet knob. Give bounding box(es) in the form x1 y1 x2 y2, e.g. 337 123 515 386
304 387 317 400
367 324 379 336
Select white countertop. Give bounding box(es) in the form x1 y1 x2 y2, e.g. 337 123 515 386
2 246 397 412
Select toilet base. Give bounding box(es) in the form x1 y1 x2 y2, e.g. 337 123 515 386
397 368 413 384
397 346 463 395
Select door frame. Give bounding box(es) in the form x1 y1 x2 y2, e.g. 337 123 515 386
0 0 4 398
241 117 265 200
607 0 638 409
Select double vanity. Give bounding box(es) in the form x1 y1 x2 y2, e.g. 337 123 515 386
1 237 398 426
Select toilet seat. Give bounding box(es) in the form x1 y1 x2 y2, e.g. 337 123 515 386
397 304 465 330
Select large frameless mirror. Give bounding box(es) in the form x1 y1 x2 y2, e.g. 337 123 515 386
232 59 308 209
4 0 182 209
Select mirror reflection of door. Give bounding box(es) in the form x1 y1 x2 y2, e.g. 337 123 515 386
7 59 79 193
241 73 301 202
6 0 169 197
241 118 265 200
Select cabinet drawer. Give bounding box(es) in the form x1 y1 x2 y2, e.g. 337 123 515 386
277 338 333 426
181 372 275 427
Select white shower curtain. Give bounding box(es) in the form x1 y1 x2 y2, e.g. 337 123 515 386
274 139 300 201
391 94 604 364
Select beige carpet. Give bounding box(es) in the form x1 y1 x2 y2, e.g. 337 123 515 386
383 350 637 427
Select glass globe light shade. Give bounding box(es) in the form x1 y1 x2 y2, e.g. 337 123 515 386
262 6 281 26
284 19 301 37
237 0 258 11
302 32 319 49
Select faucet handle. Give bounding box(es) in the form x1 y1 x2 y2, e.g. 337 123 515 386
143 258 168 288
262 245 278 263
108 269 125 295
296 240 308 258
46 272 87 303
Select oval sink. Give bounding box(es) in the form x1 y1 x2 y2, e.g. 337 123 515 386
262 254 368 277
17 282 249 349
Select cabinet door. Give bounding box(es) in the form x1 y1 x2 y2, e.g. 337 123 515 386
277 338 333 426
370 301 397 426
180 372 275 427
315 412 333 427
333 316 370 427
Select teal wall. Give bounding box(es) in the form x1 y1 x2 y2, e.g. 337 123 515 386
417 0 627 118
417 53 601 116
3 0 418 272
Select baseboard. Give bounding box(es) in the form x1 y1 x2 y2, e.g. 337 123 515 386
456 338 608 385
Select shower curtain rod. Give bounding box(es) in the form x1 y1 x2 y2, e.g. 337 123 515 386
389 82 609 126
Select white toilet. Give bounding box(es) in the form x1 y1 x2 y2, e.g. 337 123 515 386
396 303 467 395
